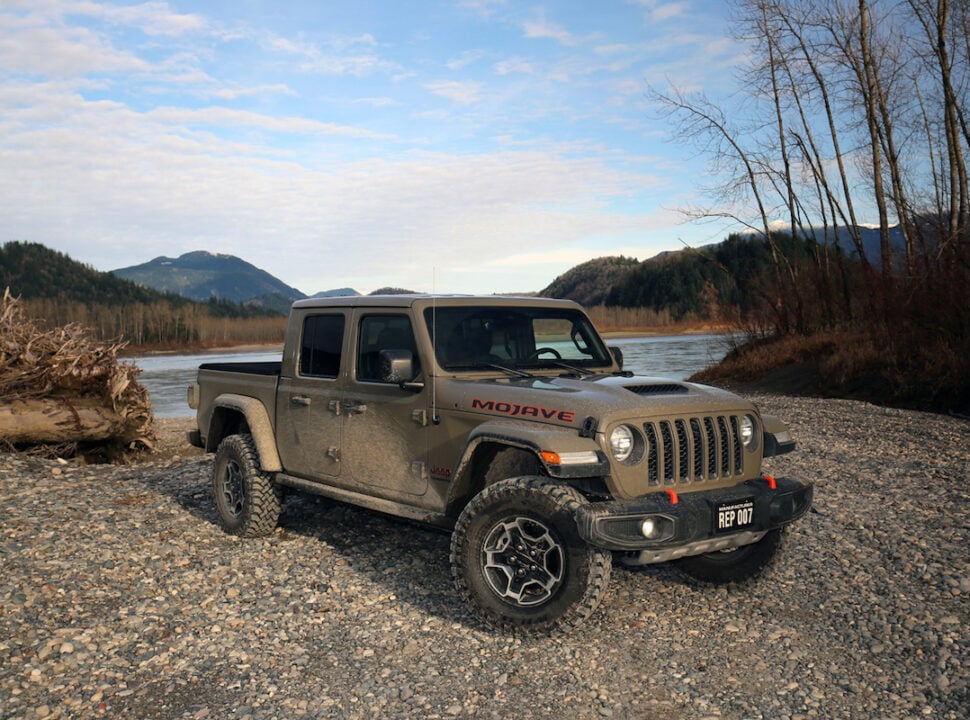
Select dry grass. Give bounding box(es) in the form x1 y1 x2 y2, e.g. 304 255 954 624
692 324 970 414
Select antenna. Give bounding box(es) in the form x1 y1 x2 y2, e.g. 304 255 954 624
431 268 440 424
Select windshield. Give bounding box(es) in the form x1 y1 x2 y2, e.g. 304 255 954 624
424 306 614 372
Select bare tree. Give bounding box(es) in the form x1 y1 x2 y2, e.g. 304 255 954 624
653 0 967 345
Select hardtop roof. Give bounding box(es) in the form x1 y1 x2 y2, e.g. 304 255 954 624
290 294 583 311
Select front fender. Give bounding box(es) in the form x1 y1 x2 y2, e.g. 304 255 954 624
207 394 282 472
447 420 607 506
762 413 797 457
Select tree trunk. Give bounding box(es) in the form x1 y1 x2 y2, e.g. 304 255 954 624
0 397 147 446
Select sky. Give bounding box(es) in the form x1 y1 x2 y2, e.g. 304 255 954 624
0 0 752 296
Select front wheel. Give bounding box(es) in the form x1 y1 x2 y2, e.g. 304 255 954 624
674 527 788 584
450 477 611 635
212 434 281 538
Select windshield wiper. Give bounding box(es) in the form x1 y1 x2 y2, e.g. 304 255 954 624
447 362 535 379
487 363 535 378
550 361 593 377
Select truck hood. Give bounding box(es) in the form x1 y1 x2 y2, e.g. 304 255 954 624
439 372 752 428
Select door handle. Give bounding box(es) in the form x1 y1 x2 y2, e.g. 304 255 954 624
345 402 367 415
290 395 311 406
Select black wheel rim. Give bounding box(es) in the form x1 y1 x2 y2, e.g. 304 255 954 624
220 458 246 518
481 516 564 607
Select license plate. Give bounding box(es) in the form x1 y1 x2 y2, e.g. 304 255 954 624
714 498 755 533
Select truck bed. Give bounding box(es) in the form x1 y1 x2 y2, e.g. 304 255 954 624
199 361 282 376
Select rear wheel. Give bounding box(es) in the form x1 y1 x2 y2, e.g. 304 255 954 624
212 433 281 538
675 528 788 584
450 477 611 635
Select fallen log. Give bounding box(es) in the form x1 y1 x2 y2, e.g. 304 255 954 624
0 397 135 445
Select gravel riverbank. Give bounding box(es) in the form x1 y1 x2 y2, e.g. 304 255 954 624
1 395 968 719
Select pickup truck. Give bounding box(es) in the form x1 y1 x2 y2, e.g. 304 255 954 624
188 295 812 635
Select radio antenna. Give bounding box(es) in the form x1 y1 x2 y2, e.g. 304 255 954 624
431 268 439 424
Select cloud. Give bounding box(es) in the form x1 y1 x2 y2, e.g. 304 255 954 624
96 1 208 37
145 106 395 140
424 80 482 105
446 49 485 70
0 81 668 294
456 0 508 19
0 0 737 295
494 57 534 76
262 30 399 78
0 12 149 77
626 0 689 23
522 17 580 46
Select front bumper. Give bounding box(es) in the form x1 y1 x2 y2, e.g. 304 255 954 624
576 476 813 556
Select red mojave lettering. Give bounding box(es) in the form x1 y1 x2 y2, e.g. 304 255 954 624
471 397 576 423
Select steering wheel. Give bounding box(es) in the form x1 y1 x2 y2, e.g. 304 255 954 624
527 347 562 360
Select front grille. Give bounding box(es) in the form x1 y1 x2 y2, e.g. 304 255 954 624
644 415 744 485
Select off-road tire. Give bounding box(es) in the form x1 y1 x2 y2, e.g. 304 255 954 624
212 433 282 538
675 527 789 584
450 477 612 636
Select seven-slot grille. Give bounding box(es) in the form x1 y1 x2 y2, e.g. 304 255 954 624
643 416 744 485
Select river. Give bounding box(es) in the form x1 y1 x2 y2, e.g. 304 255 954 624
136 334 734 419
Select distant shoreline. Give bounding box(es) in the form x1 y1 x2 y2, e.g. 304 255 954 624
123 341 284 357
598 323 733 339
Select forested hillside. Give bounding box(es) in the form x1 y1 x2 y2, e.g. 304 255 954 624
541 233 823 326
0 242 286 347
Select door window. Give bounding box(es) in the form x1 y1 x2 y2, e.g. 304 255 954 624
356 314 420 382
299 314 345 378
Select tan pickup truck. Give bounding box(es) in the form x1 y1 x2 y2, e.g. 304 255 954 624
188 295 812 634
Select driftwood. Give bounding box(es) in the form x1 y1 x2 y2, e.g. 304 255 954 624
0 288 155 458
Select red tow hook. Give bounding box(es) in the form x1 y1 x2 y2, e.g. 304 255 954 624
764 474 777 490
665 488 679 504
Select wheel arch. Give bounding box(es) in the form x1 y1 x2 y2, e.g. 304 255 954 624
446 420 609 513
445 433 545 514
205 394 282 472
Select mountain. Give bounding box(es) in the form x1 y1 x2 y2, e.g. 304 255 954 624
539 256 641 307
368 287 418 295
541 232 828 319
1 241 177 305
741 223 906 265
112 251 307 306
311 288 359 298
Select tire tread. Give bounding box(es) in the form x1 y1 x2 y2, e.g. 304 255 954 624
450 477 611 636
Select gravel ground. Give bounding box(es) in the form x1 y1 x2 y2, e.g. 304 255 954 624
1 395 968 720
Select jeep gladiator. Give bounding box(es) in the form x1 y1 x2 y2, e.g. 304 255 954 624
188 295 812 634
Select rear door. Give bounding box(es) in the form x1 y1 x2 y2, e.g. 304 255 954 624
276 311 348 479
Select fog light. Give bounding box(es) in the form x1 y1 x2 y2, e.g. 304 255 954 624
641 518 659 539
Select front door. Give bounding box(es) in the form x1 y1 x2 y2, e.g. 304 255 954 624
341 312 429 499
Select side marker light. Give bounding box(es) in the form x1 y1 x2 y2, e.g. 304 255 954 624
540 451 560 465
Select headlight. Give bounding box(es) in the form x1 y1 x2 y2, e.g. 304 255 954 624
609 425 638 463
740 414 756 448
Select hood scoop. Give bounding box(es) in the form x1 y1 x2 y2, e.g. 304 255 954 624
624 383 689 396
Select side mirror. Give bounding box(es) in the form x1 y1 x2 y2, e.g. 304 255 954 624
609 346 624 370
380 349 422 389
